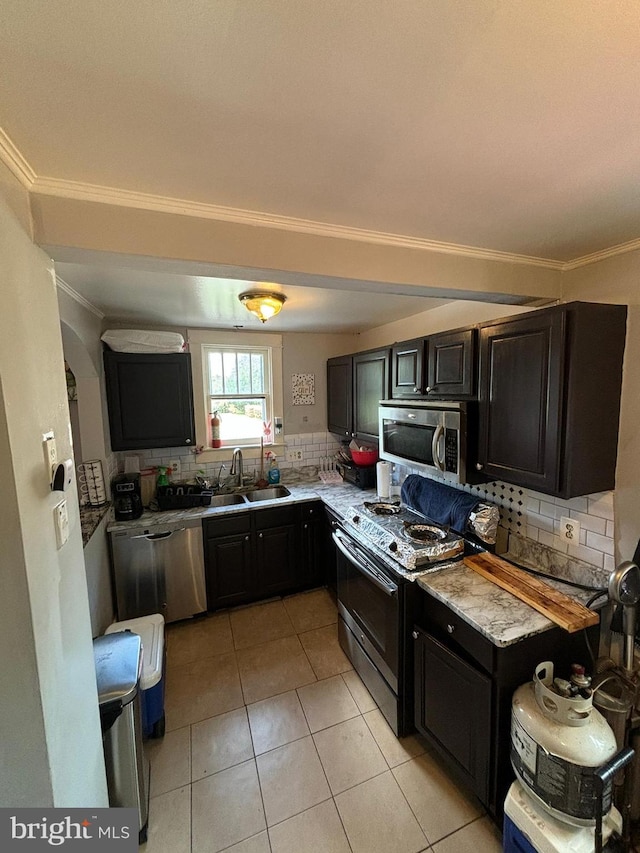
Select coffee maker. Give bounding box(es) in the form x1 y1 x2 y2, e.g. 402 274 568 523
112 473 143 521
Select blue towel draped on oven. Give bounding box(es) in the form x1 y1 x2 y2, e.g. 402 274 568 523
400 474 481 534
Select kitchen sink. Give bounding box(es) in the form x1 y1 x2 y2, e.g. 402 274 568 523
207 493 248 508
244 486 291 502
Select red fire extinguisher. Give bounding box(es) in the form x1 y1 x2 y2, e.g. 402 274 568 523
211 411 222 448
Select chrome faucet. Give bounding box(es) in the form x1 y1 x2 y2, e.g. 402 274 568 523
216 462 227 491
230 448 243 487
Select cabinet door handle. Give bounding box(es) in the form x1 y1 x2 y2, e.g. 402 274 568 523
244 535 250 541
259 532 263 538
413 387 421 393
185 438 191 444
412 630 419 640
447 623 455 634
476 462 484 471
303 523 308 529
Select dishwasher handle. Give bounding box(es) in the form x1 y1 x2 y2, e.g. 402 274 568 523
129 528 186 541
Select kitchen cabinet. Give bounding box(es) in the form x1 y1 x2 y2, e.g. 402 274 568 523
104 350 195 451
327 355 353 438
477 302 627 497
203 501 327 610
391 329 476 399
390 338 425 398
299 502 325 589
414 590 600 820
327 348 390 443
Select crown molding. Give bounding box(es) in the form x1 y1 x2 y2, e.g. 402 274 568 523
55 275 104 319
31 175 564 271
561 236 640 271
0 127 36 188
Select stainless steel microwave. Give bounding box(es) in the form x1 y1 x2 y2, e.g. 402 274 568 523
378 400 474 485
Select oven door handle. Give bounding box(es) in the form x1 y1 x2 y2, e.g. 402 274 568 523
332 530 398 597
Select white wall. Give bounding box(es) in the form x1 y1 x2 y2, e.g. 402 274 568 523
282 332 358 433
0 161 108 807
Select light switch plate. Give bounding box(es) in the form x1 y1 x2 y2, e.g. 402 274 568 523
560 516 581 544
54 499 69 548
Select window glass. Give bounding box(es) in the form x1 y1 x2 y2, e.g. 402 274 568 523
204 346 272 446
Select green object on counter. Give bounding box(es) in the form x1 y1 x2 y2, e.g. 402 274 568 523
156 465 169 486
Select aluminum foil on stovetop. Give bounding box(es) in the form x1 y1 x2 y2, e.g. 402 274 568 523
346 503 464 570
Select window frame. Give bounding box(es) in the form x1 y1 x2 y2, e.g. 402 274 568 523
188 329 284 458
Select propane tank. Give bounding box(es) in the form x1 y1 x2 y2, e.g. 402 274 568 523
211 411 222 448
511 660 618 826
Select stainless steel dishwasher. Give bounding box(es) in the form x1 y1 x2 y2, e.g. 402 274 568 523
110 519 207 623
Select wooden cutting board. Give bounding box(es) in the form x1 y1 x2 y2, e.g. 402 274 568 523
463 552 599 633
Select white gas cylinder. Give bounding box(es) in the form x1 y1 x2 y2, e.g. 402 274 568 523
511 660 618 827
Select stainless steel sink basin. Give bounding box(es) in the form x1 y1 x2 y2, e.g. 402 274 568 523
244 486 291 502
207 493 248 508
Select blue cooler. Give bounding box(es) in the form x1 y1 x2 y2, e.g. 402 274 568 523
503 781 622 853
105 613 166 738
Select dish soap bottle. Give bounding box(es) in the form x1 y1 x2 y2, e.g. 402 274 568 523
267 454 280 485
156 465 169 487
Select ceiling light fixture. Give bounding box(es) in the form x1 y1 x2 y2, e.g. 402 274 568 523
239 291 286 323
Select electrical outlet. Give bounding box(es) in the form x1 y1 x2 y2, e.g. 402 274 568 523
560 516 581 544
54 499 69 548
169 459 181 477
286 449 303 462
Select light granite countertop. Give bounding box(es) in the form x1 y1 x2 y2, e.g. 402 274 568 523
106 480 602 649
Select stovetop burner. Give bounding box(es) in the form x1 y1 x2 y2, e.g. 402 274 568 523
401 522 447 544
363 501 402 516
347 502 464 571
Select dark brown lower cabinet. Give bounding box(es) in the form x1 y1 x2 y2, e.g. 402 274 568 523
204 501 328 610
413 591 600 822
414 627 491 804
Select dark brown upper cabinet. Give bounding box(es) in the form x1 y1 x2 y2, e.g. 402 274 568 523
352 348 390 444
326 355 353 439
104 350 195 451
390 338 425 398
427 328 476 398
477 302 627 498
391 328 476 399
327 348 390 444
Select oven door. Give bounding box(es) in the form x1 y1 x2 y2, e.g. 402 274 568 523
333 527 400 691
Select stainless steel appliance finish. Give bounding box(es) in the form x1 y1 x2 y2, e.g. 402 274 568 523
346 501 464 571
378 400 471 485
94 632 149 843
110 518 206 623
334 524 421 735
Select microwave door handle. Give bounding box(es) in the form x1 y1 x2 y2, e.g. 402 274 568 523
332 531 398 596
432 424 445 473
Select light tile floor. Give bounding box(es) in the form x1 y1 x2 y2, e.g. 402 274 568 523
141 587 503 853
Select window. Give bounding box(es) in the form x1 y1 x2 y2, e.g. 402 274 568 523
188 329 283 453
205 346 272 445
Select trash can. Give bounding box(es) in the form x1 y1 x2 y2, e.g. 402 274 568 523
94 631 150 844
106 613 166 738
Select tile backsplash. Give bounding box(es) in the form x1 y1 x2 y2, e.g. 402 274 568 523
116 431 344 485
397 464 615 586
116 438 616 585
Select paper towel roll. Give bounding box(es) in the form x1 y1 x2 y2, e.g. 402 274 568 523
376 461 391 499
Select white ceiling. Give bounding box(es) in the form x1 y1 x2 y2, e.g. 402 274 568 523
2 0 640 330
